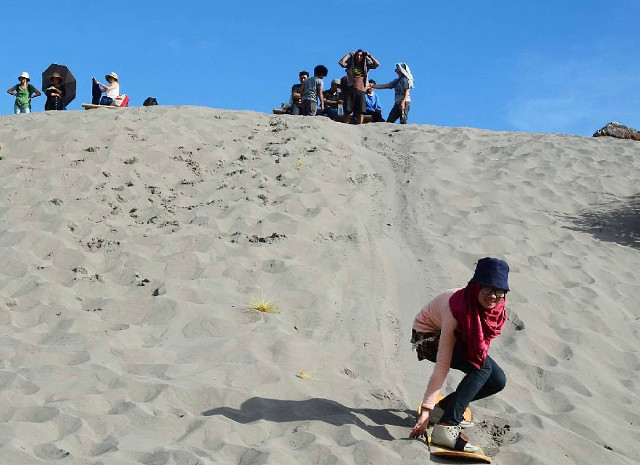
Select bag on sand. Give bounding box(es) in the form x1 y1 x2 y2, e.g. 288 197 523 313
411 329 441 362
114 94 130 107
143 97 158 106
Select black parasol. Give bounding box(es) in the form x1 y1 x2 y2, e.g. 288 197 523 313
41 64 76 108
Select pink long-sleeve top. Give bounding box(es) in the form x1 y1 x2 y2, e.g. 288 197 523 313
412 288 461 409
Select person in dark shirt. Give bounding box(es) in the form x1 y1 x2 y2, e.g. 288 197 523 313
318 78 342 118
44 72 66 111
290 71 309 115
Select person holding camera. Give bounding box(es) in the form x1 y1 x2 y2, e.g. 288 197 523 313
338 49 379 124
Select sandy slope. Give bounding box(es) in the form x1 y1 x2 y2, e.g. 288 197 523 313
0 106 639 464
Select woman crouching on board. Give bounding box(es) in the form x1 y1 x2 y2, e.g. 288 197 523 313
409 257 509 452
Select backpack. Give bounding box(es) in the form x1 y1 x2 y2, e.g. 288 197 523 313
143 97 158 106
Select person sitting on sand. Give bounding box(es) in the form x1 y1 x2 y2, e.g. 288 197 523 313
409 257 509 453
44 72 66 111
364 80 384 123
369 62 413 124
6 72 41 114
318 78 342 118
290 71 308 115
95 72 120 106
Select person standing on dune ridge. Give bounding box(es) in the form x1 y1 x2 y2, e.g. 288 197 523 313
338 49 379 124
7 72 41 114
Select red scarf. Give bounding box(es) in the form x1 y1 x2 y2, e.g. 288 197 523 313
449 282 507 369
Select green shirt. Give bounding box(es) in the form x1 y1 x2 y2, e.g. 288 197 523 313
15 83 36 109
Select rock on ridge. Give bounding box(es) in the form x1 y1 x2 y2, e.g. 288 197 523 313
593 121 640 141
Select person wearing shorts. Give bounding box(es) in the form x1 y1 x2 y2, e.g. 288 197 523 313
338 49 379 124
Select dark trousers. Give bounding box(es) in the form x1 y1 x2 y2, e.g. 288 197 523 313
364 110 385 122
45 96 64 111
438 344 506 425
319 106 339 118
387 101 411 124
100 96 114 106
302 100 317 116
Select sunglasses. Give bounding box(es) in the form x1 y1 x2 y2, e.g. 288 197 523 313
479 286 507 299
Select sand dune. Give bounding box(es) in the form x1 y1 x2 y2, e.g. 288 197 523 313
0 106 639 464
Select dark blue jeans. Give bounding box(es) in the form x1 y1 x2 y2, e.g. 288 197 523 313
438 344 506 425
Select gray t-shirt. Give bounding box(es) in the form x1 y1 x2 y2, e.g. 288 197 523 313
387 76 411 103
302 76 324 101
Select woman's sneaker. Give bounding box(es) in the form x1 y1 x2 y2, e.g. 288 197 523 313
431 424 479 453
428 405 474 428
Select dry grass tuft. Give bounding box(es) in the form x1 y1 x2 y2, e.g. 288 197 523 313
249 291 279 314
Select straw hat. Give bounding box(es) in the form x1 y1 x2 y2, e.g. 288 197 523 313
49 72 63 81
105 72 119 82
18 71 30 81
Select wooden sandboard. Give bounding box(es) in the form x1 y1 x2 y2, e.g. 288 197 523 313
271 108 374 123
428 433 492 464
82 103 123 110
420 396 490 462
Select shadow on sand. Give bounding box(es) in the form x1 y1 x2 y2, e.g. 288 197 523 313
202 397 414 441
563 193 640 249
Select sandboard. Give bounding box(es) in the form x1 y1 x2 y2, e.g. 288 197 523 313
419 396 491 463
270 107 374 123
82 103 123 110
428 433 492 464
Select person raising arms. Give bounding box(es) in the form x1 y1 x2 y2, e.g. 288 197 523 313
338 49 379 124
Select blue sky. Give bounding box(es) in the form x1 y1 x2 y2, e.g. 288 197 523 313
2 0 639 136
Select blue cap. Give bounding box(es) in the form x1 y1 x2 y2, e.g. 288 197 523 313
470 257 510 291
